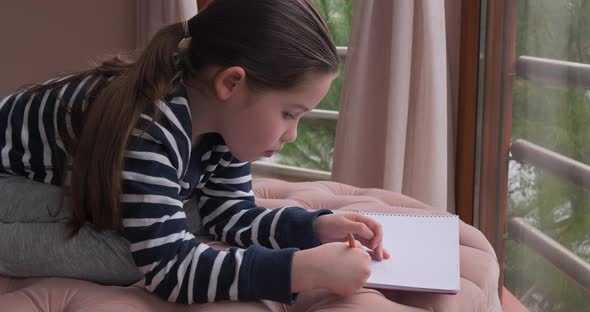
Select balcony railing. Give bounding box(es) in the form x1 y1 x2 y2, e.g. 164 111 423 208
515 56 590 89
252 161 331 182
507 55 590 293
337 46 347 62
300 109 338 128
508 217 590 292
510 139 590 192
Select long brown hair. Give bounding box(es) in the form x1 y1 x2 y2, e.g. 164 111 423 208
25 0 339 234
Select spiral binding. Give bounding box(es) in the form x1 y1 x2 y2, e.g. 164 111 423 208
334 210 458 218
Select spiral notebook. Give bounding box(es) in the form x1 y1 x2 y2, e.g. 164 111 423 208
341 211 460 294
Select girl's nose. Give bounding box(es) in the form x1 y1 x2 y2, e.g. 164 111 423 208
281 124 298 143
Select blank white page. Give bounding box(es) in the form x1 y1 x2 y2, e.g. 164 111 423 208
363 213 460 293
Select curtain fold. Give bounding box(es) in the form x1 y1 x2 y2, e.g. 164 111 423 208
332 0 461 212
136 0 198 49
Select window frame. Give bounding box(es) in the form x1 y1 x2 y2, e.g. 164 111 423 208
456 0 517 298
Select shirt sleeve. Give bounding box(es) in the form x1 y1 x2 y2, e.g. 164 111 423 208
197 153 333 251
121 118 303 304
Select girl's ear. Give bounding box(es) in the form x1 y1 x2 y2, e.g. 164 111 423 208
213 66 246 101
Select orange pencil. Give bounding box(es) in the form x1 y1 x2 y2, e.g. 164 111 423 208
347 232 355 248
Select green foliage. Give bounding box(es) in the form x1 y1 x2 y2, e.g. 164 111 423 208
271 0 353 170
279 123 336 171
314 0 354 46
507 0 590 310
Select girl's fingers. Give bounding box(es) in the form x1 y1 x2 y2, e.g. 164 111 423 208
357 237 375 249
345 215 389 261
370 246 391 261
345 213 384 250
378 245 385 260
357 228 382 251
365 220 384 250
356 240 389 261
372 244 383 261
350 221 374 240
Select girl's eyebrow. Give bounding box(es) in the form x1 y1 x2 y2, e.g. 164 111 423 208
290 104 311 112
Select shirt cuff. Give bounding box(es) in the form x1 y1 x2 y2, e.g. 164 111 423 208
239 245 298 304
278 207 333 250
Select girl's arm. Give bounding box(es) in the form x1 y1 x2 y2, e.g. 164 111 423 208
120 117 300 304
197 156 332 250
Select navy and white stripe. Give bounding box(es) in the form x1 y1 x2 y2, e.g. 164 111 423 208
0 74 332 304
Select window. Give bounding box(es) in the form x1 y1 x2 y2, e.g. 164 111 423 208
471 1 590 310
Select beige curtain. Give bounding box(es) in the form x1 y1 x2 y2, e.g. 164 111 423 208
136 0 199 48
332 0 461 213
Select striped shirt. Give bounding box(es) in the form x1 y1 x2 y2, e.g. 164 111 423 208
0 75 331 304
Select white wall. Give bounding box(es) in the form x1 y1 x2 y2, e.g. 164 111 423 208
0 0 137 96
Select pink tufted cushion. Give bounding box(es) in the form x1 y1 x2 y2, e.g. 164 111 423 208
0 178 501 312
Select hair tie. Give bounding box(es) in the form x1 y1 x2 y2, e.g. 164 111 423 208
181 19 190 38
173 19 192 83
178 19 192 50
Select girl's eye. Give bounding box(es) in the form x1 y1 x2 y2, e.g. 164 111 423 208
283 112 296 120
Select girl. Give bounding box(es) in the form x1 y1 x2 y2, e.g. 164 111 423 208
0 0 389 307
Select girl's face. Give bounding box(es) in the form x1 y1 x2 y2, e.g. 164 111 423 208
220 72 336 162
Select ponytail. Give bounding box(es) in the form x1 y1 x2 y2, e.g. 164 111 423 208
69 22 185 233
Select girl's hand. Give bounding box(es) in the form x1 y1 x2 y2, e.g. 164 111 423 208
314 213 391 260
291 242 371 296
